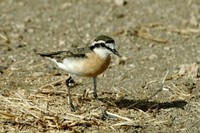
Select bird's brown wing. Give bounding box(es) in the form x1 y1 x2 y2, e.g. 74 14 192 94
39 47 91 62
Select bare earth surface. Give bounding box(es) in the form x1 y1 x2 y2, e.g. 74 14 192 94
1 0 200 132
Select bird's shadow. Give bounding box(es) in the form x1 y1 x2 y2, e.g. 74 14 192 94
100 97 187 111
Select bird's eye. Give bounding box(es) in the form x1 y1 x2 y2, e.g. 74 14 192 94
101 43 105 47
96 44 100 48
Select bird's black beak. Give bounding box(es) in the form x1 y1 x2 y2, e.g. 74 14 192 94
112 49 121 57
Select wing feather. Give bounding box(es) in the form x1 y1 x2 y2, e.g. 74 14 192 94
39 47 91 62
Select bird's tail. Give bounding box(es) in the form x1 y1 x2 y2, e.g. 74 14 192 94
38 53 53 58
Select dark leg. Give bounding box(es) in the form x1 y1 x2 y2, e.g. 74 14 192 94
66 76 75 112
93 77 108 119
93 77 98 99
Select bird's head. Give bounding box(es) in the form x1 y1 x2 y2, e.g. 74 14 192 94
90 35 121 58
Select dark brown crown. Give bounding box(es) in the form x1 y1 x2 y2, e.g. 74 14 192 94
94 35 115 44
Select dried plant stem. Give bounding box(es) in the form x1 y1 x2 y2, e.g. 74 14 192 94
147 69 169 100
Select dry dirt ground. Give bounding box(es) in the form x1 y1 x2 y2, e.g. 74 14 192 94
1 0 200 133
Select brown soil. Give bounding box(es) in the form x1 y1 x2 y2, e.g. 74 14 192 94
1 0 200 132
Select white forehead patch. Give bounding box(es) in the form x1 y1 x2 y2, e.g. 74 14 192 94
105 43 115 49
91 40 105 46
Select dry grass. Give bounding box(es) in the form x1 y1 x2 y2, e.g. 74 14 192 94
1 0 200 132
0 67 192 132
0 88 139 132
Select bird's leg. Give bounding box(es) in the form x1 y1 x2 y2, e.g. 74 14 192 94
66 75 75 112
93 77 109 119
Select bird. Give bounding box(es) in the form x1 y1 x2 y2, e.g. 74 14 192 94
39 35 121 119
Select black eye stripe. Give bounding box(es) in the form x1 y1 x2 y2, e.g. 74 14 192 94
100 43 105 47
96 44 100 47
90 42 113 53
100 43 113 52
96 43 108 49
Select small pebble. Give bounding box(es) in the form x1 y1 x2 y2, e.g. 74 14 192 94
114 0 127 6
36 37 41 42
164 46 171 51
59 40 66 46
129 64 135 67
27 28 34 33
148 54 158 60
149 67 155 71
33 72 44 77
16 23 25 32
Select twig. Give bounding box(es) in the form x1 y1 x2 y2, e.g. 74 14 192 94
132 28 168 43
0 111 17 119
64 113 85 119
126 70 169 109
147 69 169 100
113 120 139 126
169 82 191 99
0 33 9 42
0 94 40 119
37 78 66 91
15 92 47 114
106 111 132 121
